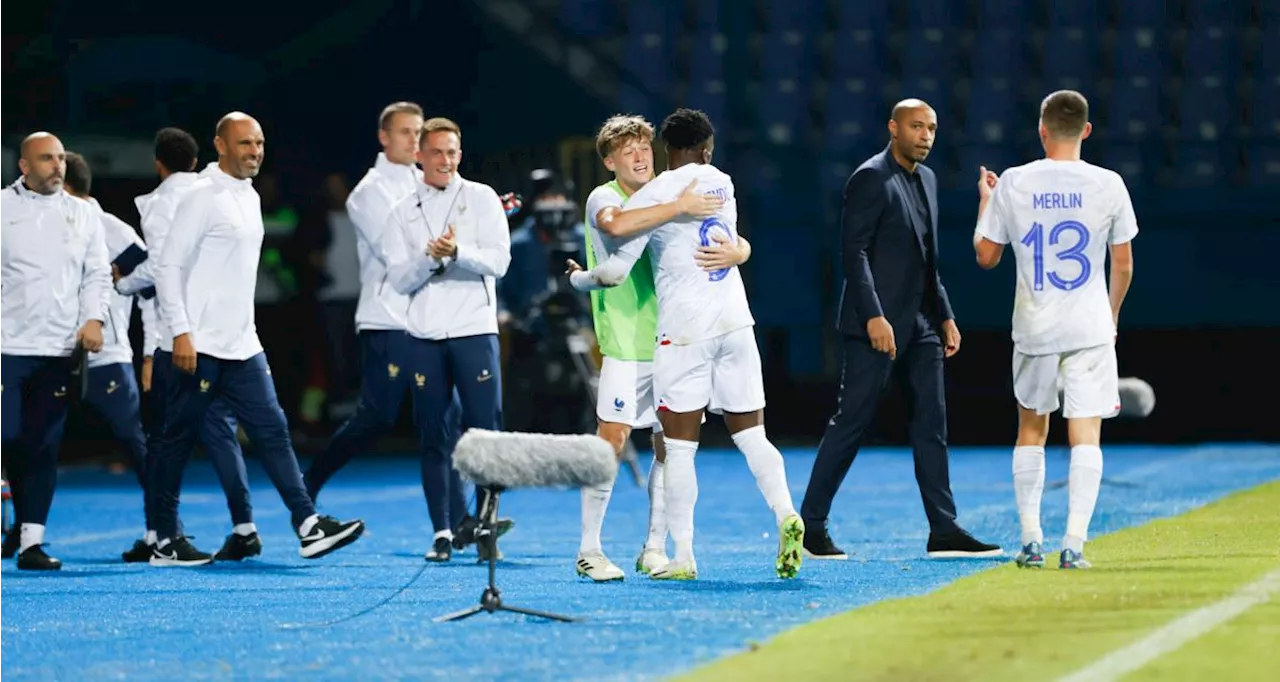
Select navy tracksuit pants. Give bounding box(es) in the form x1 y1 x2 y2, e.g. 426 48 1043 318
149 351 314 540
145 357 254 530
1 354 72 529
305 330 468 530
405 333 502 534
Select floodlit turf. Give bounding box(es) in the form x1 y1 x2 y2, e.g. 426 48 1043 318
680 479 1280 682
2 445 1277 680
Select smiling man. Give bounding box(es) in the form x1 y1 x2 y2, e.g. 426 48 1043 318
150 112 365 566
798 99 1001 561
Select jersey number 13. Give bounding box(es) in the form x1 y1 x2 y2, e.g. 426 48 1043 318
1020 220 1091 291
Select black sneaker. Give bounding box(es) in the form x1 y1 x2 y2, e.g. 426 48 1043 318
2 527 19 559
802 524 849 560
298 516 364 559
424 536 452 562
17 544 61 570
150 537 213 567
122 539 153 563
215 532 263 561
451 515 515 550
927 528 1003 558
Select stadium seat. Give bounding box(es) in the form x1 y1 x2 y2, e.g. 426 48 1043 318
1113 28 1166 82
900 28 955 82
975 0 1028 29
1183 0 1249 27
559 0 619 39
835 0 891 31
905 0 953 29
1107 77 1163 140
1041 28 1100 91
764 0 822 35
970 29 1029 83
956 144 1021 178
1114 0 1172 30
1046 0 1103 29
1099 142 1149 189
692 0 719 30
618 2 674 113
687 31 729 139
1169 142 1228 187
1245 144 1280 185
964 79 1020 145
823 82 883 157
1181 27 1242 83
1177 78 1236 141
1252 31 1280 139
1262 0 1280 28
829 30 887 84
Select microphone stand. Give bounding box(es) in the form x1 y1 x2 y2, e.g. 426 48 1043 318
434 485 578 623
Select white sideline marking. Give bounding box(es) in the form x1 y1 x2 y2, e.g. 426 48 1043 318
1058 567 1280 682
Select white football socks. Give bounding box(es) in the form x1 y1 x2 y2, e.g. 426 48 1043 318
233 523 257 537
579 469 617 555
1065 444 1103 553
19 523 45 553
645 455 668 552
1012 445 1046 545
731 425 797 525
662 437 699 565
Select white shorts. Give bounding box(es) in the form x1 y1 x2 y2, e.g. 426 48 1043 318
596 357 660 430
1013 343 1121 419
654 327 766 415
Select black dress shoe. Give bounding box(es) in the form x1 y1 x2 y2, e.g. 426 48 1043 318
927 528 1003 558
802 523 849 560
425 536 452 562
17 544 62 570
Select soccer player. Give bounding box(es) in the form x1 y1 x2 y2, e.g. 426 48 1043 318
972 90 1137 570
570 109 804 580
151 112 364 566
569 114 741 581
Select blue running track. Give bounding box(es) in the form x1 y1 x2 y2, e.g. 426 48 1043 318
3 444 1278 680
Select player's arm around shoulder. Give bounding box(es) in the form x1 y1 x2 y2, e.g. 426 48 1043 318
596 177 723 238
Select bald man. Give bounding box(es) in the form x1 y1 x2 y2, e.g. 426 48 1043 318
149 112 365 566
800 100 1000 560
1 132 112 570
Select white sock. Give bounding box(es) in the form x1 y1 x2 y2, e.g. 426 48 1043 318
731 425 797 526
579 469 617 555
1065 444 1103 553
645 455 667 552
662 437 699 565
433 529 454 541
233 523 257 537
157 537 172 549
145 530 158 546
19 523 45 552
298 513 321 537
1012 446 1046 545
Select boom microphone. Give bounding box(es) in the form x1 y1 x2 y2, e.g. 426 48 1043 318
452 429 616 489
1117 377 1156 419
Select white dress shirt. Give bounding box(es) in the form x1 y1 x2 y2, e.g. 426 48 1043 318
154 163 265 361
118 170 201 356
346 153 418 331
1 180 111 357
381 174 511 340
89 199 156 368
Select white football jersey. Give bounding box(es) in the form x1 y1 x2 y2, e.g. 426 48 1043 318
616 163 754 345
976 159 1139 355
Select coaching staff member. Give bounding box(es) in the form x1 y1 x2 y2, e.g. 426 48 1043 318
801 99 1001 560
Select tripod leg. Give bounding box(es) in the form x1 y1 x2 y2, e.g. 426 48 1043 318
433 605 487 623
495 604 579 623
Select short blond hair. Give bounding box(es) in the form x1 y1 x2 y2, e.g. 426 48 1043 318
421 117 461 146
379 101 423 130
595 114 655 159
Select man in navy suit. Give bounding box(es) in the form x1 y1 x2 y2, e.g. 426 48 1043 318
801 99 1000 560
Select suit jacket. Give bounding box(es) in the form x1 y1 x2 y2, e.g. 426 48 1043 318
836 145 955 339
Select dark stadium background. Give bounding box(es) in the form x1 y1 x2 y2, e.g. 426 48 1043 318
3 0 1277 467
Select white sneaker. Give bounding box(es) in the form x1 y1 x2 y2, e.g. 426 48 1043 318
650 559 697 580
634 547 670 575
576 552 625 582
